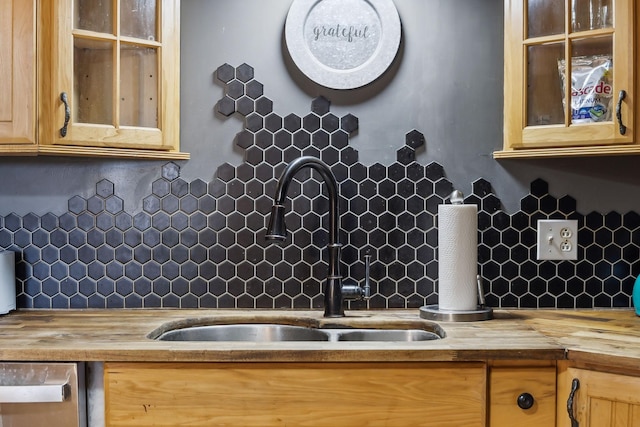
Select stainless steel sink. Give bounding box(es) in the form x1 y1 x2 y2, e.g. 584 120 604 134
153 323 443 342
335 329 440 342
156 324 330 342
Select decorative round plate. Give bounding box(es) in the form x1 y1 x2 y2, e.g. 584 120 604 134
285 0 402 90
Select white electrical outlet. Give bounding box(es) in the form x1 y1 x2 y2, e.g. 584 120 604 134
536 219 578 260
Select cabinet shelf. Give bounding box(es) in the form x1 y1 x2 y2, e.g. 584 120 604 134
494 144 640 159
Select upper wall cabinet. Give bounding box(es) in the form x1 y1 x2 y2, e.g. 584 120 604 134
495 0 636 159
39 0 187 159
0 0 187 159
0 0 37 151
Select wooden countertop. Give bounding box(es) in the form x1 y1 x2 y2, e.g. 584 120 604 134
0 308 637 366
515 309 640 371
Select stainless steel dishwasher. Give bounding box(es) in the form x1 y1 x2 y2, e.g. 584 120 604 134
0 362 86 427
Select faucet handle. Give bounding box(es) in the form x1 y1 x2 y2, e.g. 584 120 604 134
362 254 371 299
341 254 372 301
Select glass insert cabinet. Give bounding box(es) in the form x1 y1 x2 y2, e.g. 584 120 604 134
496 0 636 158
39 0 184 158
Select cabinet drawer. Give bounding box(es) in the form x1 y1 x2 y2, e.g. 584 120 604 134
489 364 556 427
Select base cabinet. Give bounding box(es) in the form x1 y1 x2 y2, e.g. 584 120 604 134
104 360 559 427
104 362 487 427
558 364 640 427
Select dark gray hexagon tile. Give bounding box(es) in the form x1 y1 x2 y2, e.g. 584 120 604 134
245 80 263 100
311 97 330 116
96 180 115 198
235 97 254 116
215 96 236 116
255 97 273 116
226 80 244 100
216 63 235 83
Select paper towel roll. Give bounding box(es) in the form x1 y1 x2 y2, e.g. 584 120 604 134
438 204 478 311
0 251 16 314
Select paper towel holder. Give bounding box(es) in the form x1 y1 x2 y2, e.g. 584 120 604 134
419 275 493 322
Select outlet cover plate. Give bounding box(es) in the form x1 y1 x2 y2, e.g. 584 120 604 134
536 219 578 261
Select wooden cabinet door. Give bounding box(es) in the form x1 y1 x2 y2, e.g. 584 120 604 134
0 0 36 148
105 362 487 427
498 0 636 158
39 0 184 158
558 366 640 427
488 364 556 427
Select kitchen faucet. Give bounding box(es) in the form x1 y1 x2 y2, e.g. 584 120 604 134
265 156 370 317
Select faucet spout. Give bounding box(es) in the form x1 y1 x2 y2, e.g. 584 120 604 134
265 156 345 317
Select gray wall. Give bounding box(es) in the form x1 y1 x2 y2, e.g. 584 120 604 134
0 0 636 217
3 0 639 310
179 0 640 216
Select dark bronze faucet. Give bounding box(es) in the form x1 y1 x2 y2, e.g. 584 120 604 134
265 156 369 317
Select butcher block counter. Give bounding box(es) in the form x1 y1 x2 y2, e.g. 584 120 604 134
0 308 637 366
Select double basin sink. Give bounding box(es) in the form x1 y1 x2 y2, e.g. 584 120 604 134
149 318 445 343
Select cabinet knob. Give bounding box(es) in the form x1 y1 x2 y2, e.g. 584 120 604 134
517 392 534 410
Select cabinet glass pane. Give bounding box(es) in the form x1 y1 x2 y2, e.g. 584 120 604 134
562 36 613 124
527 43 565 126
74 38 113 125
120 45 158 128
527 0 564 38
121 0 157 40
74 0 113 34
572 0 613 32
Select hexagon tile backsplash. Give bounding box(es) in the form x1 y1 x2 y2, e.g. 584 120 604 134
3 63 639 310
